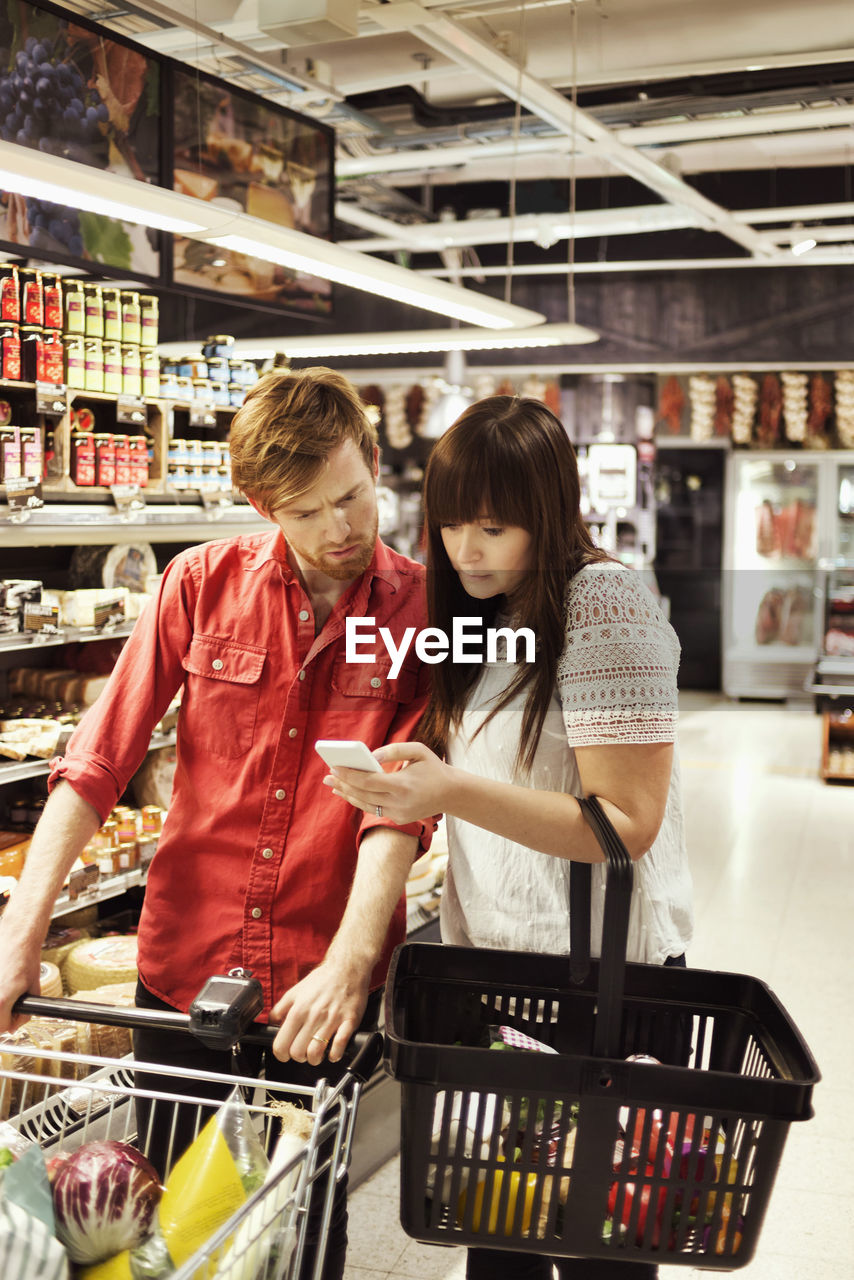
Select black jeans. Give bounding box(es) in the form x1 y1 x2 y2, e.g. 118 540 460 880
132 981 383 1280
465 954 688 1280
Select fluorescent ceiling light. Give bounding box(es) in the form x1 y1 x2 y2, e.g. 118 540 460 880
159 322 600 360
0 140 541 330
791 237 817 256
0 163 206 236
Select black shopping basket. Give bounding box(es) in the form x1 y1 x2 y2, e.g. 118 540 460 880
384 796 820 1269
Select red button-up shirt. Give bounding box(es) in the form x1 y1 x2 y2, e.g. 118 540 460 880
50 530 432 1015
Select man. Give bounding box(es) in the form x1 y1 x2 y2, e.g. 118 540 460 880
0 367 432 1278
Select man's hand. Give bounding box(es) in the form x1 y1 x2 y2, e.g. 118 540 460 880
269 959 370 1066
0 941 42 1034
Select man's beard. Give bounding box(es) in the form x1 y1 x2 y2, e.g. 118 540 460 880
293 513 378 581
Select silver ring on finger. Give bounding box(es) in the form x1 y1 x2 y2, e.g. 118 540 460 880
375 804 383 818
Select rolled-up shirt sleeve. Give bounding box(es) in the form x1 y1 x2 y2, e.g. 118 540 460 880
49 554 198 822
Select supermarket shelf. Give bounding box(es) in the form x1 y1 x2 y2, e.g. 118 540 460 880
0 502 268 546
51 865 149 921
0 730 177 787
0 621 138 654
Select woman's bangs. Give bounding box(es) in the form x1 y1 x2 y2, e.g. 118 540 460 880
426 432 532 530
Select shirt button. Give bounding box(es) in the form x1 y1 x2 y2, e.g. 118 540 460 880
370 676 382 688
261 847 273 859
212 658 224 671
288 728 298 738
298 670 306 681
275 789 286 800
251 907 262 919
298 609 310 621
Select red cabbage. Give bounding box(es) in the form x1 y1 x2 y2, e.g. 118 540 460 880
52 1139 162 1264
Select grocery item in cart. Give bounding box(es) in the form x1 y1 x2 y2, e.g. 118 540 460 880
0 1143 69 1280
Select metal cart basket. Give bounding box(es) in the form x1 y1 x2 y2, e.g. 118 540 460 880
385 796 820 1270
1 990 382 1280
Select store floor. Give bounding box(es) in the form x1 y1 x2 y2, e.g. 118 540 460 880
344 693 854 1280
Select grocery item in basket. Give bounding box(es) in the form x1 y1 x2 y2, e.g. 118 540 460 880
39 963 62 999
216 1102 314 1280
0 1144 69 1280
64 936 138 994
52 1140 162 1265
0 1019 92 1120
98 1087 270 1279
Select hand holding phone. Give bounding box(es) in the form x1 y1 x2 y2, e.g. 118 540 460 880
315 739 383 772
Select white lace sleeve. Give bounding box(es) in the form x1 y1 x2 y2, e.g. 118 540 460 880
557 565 681 746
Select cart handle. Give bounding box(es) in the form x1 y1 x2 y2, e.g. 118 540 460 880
576 795 634 1060
12 993 385 1073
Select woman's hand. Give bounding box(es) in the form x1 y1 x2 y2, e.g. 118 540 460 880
323 741 449 823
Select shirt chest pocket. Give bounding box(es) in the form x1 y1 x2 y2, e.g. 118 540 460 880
181 635 267 758
331 651 418 704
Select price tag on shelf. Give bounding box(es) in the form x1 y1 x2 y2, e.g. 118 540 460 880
35 381 66 416
68 863 100 900
23 601 59 633
200 486 234 519
189 404 217 428
110 482 146 521
116 395 148 426
4 474 44 522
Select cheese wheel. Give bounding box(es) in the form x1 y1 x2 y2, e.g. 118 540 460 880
64 935 138 993
39 961 63 998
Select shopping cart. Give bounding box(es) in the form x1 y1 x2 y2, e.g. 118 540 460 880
2 979 383 1280
384 796 821 1270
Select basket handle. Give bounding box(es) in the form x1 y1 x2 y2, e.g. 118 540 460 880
576 795 634 1059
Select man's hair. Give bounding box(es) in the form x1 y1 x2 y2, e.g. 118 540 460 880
229 366 378 512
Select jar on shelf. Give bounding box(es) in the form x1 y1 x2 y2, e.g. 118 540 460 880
228 381 243 407
191 377 210 403
141 348 159 399
84 337 104 393
20 326 46 383
42 273 63 331
201 440 222 467
19 427 40 480
168 438 188 465
19 269 43 327
113 433 132 484
94 433 116 487
114 840 139 872
141 805 163 835
42 329 64 384
64 279 85 336
121 343 142 397
139 295 158 348
0 425 21 481
175 375 192 401
63 334 85 389
217 464 231 492
83 283 104 338
102 340 122 395
71 429 96 486
121 290 141 346
202 334 234 359
0 263 20 323
102 287 122 342
210 380 229 406
167 463 189 490
206 355 229 382
130 435 150 487
0 321 21 380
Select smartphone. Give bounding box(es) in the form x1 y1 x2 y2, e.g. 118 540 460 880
315 739 384 772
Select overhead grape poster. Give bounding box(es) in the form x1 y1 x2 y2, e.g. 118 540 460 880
0 0 161 276
171 67 333 316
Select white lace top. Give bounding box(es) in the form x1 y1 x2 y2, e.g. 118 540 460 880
440 563 694 964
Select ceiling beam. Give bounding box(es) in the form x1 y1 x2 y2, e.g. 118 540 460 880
370 4 778 258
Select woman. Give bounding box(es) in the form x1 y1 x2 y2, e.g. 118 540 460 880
326 396 693 1279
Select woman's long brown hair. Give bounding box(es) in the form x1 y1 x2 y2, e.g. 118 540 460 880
418 395 608 772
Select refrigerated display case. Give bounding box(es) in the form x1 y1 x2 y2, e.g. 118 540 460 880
722 451 828 699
